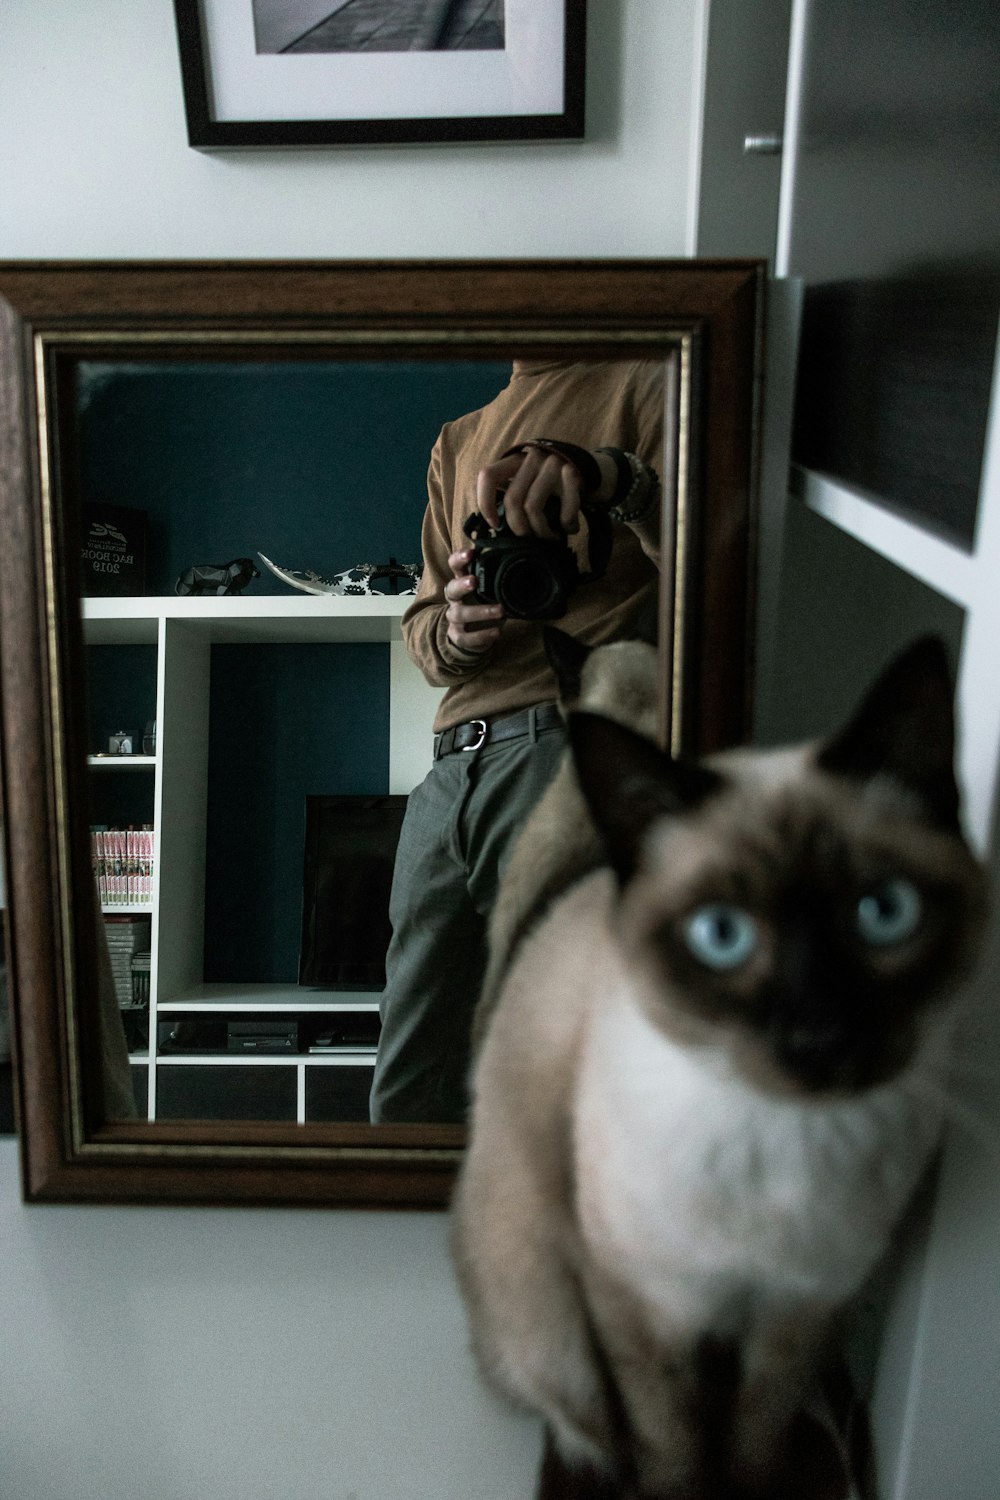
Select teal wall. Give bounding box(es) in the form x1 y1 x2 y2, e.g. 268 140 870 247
204 643 391 983
74 359 510 593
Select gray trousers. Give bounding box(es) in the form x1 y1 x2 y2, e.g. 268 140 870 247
369 717 567 1123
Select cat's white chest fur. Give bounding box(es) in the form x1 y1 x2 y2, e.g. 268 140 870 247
573 984 937 1336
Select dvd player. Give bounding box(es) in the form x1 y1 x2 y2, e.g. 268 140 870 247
227 1020 299 1054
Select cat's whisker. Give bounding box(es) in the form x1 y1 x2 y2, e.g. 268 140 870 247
952 995 998 1019
945 1055 1000 1085
940 1038 1000 1089
945 1004 1000 1043
906 1074 1000 1161
948 1037 1000 1070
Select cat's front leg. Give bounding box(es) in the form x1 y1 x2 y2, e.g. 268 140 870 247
728 1304 833 1495
450 1153 622 1477
612 1359 706 1500
580 1280 718 1498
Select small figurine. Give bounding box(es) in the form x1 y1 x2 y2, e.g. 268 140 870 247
257 553 421 597
175 558 260 596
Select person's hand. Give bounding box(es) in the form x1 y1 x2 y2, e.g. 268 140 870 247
475 444 618 539
476 446 580 538
444 547 505 653
475 446 582 539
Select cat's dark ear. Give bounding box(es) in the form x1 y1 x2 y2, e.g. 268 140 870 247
543 626 591 703
817 635 961 828
568 711 725 883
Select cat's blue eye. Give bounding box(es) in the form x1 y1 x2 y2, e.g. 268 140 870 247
682 904 759 971
856 878 922 947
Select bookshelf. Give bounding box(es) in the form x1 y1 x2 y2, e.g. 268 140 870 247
83 594 442 1123
88 755 157 770
791 430 1000 856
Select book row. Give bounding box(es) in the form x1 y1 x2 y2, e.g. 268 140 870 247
127 954 151 1008
91 824 156 907
103 916 152 1008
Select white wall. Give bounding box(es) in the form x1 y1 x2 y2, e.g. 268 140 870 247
0 4 706 1498
0 1144 543 1500
0 2 700 260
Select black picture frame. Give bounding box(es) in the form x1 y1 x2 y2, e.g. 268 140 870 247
173 0 586 149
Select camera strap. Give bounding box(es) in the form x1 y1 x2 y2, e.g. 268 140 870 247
579 502 613 583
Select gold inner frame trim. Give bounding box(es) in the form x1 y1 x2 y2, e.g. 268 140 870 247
672 335 692 758
79 1136 464 1162
33 341 86 1150
37 327 690 346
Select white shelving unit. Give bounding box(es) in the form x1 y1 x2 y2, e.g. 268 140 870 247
790 353 1000 856
83 593 442 1123
779 348 1000 1500
774 0 1000 855
770 13 1000 1477
88 755 157 770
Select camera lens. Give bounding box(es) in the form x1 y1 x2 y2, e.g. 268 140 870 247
494 553 563 619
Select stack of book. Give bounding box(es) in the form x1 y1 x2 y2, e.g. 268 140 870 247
103 916 151 1009
91 824 156 907
130 952 151 1007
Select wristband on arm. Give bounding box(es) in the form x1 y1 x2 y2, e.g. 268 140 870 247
596 447 662 524
499 438 604 496
502 438 660 525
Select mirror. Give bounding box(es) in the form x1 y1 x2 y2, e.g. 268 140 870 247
0 261 761 1205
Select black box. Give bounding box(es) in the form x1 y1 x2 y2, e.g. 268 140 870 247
227 1020 299 1054
298 795 407 989
81 503 147 596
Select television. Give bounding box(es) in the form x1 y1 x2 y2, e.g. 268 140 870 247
298 794 408 989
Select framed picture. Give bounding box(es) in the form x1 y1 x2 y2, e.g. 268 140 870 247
173 0 586 148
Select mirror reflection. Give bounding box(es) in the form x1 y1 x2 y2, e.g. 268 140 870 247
0 835 9 1134
75 353 673 1129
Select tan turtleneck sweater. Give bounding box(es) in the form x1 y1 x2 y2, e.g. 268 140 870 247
402 359 665 732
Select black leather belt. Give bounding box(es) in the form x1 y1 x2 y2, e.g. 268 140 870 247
433 702 564 759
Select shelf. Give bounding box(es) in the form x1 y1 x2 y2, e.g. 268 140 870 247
88 755 156 770
157 983 381 1013
102 905 154 916
155 1052 376 1068
792 465 977 608
82 594 410 646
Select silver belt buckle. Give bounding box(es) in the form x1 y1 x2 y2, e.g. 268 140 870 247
461 719 488 751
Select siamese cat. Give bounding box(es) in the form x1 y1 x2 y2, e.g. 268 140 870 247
477 627 659 1043
452 637 987 1499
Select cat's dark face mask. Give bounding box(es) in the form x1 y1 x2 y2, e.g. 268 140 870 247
616 795 984 1099
567 636 989 1100
646 827 981 1097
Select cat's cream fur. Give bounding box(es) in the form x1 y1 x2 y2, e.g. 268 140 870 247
452 640 987 1497
477 634 659 1037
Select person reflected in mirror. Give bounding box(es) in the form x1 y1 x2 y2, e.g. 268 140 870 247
0 875 137 1128
369 359 666 1123
93 881 139 1121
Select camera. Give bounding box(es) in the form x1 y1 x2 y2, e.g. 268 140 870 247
462 495 612 621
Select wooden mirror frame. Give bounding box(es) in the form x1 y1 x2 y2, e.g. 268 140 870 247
0 260 762 1207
